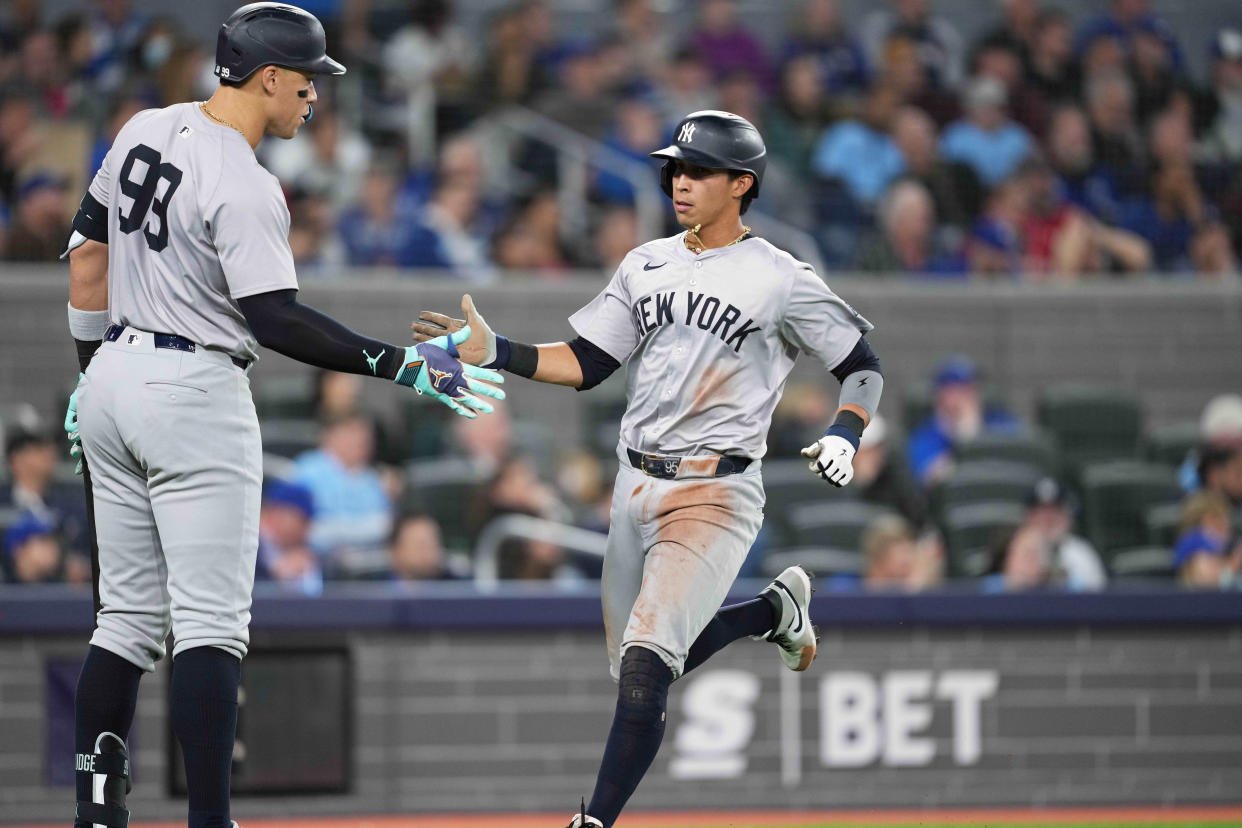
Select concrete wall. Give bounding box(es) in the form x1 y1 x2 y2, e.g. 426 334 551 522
4 270 1240 446
4 621 1241 823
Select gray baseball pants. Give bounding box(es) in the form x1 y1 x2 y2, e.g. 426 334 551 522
78 327 261 671
602 451 765 680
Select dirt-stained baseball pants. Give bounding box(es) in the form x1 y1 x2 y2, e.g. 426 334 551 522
602 450 765 680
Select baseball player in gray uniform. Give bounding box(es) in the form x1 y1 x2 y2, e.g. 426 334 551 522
60 5 502 828
413 110 884 828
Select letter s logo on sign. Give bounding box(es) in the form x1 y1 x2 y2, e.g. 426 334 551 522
669 669 759 780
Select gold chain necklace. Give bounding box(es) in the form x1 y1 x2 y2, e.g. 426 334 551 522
684 223 752 254
199 103 246 139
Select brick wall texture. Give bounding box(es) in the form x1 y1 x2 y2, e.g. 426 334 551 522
3 624 1241 823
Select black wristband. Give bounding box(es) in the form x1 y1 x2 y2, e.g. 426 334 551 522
74 338 101 372
832 409 866 440
507 341 539 378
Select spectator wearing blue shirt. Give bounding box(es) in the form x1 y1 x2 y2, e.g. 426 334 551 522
939 76 1033 188
337 162 425 266
1074 0 1184 72
1120 109 1237 274
294 413 393 574
402 177 497 280
595 93 666 205
778 0 869 97
1046 105 1123 224
907 357 1020 486
256 481 322 595
3 511 64 584
811 82 903 207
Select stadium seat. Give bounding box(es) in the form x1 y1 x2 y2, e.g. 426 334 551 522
1109 546 1177 580
1037 386 1143 470
763 460 856 509
759 546 863 580
583 395 629 456
783 499 897 551
940 501 1025 577
259 418 321 459
1144 422 1200 468
1144 501 1183 548
762 460 857 545
929 459 1043 519
252 375 314 420
1079 461 1182 562
955 428 1059 475
405 457 491 550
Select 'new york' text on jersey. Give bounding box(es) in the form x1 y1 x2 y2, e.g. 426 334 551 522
569 234 872 460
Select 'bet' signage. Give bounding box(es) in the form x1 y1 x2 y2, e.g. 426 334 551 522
671 669 999 780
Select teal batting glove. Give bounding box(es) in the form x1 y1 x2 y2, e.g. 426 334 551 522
64 373 84 474
393 325 505 419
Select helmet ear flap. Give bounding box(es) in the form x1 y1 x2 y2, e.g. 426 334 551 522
660 160 675 198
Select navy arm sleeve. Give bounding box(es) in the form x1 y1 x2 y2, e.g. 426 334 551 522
830 337 881 383
237 289 402 379
567 336 621 391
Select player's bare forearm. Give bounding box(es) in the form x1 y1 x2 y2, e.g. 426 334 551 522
531 342 585 387
69 240 108 311
837 403 871 428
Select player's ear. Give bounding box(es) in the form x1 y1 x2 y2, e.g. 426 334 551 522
731 173 754 201
259 65 281 96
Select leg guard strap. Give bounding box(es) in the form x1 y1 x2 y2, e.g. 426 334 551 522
75 801 129 827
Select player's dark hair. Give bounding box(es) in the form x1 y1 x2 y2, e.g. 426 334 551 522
727 170 757 215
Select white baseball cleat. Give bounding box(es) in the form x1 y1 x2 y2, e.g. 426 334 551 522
761 565 818 671
564 798 603 827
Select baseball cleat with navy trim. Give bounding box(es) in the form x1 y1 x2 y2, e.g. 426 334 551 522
760 565 818 671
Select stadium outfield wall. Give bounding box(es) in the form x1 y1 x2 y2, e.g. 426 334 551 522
2 269 1239 437
1 584 1240 822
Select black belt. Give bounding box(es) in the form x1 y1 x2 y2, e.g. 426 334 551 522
105 324 249 370
626 448 752 479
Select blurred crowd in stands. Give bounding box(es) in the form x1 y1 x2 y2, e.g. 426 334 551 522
1 0 1241 277
4 358 1240 592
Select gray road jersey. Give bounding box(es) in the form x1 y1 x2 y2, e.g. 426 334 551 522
88 102 298 362
570 233 872 460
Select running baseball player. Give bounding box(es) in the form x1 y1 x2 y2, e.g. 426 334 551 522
413 110 883 828
60 5 503 828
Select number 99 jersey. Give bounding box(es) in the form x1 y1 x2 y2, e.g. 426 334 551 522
85 102 299 363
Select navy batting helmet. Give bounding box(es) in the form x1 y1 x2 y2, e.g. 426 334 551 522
649 110 766 208
214 2 346 84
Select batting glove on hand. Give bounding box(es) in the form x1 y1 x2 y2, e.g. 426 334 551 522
394 325 506 419
64 373 84 475
411 294 497 367
802 433 857 487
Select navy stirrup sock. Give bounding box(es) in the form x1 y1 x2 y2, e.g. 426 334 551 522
586 647 673 828
170 647 241 828
683 594 778 675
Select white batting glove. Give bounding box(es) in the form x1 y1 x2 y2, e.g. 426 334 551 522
802 434 857 487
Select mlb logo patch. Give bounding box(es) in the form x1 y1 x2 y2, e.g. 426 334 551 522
179 126 193 138
126 333 142 346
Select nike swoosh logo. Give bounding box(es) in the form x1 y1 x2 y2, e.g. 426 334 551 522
643 262 666 271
